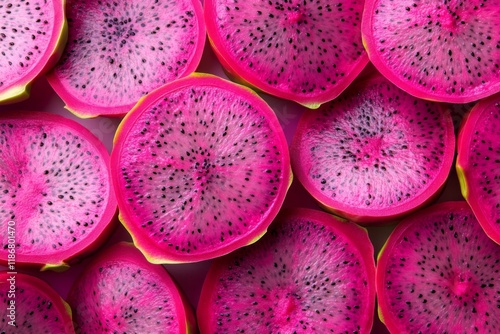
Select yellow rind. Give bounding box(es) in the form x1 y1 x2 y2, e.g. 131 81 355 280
64 105 97 120
456 163 469 200
0 85 30 104
41 262 70 272
62 298 73 318
299 101 321 110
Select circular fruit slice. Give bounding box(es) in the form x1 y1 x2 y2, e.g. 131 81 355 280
111 74 291 263
456 93 500 244
197 208 376 333
291 74 455 223
0 0 66 104
46 0 206 118
362 0 500 103
377 201 500 333
68 242 194 333
0 112 117 269
0 272 75 333
204 0 368 108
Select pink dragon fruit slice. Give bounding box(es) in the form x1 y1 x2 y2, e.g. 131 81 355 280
46 0 206 118
0 271 75 333
68 242 195 333
197 208 376 333
0 111 117 270
456 93 500 244
377 201 500 333
362 0 500 103
291 74 455 223
204 0 368 108
0 0 67 104
111 73 292 263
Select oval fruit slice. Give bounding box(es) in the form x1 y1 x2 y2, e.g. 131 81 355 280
362 0 500 103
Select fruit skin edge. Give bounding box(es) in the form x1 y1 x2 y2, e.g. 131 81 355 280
111 73 292 264
0 0 68 104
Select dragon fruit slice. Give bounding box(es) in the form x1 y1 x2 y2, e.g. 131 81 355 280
456 93 500 244
204 0 368 108
111 73 291 263
291 74 455 223
362 0 500 103
68 242 195 333
197 208 376 333
46 0 206 118
0 112 117 270
377 201 500 333
0 0 67 104
0 271 75 333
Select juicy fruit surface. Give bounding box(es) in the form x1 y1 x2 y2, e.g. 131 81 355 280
362 0 500 103
205 0 368 106
0 112 115 266
68 243 186 333
456 94 500 243
292 75 454 222
197 208 376 333
377 202 500 333
48 0 205 116
0 272 74 333
0 0 64 101
112 75 290 262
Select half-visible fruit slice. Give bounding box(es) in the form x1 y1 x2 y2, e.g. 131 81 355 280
0 271 75 333
362 0 500 103
204 0 368 108
0 111 117 269
0 0 67 103
47 0 206 118
377 201 500 333
291 74 455 223
68 242 195 333
111 73 291 263
197 208 376 333
456 93 500 244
